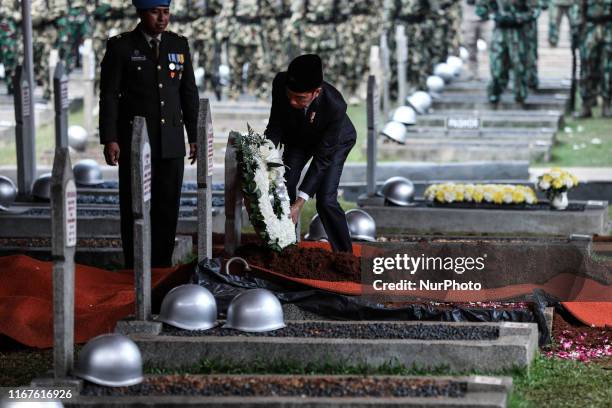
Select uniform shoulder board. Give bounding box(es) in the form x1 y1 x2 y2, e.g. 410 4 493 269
108 32 128 41
166 30 184 39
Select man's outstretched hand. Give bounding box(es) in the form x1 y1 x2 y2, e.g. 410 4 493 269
290 197 306 224
103 142 120 166
188 143 197 165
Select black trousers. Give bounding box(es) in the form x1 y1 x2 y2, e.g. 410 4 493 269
283 139 355 253
119 156 184 268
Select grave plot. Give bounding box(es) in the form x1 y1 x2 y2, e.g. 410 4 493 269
414 110 563 129
376 137 553 162
431 93 568 112
372 40 569 162
442 79 571 96
117 132 537 376
68 375 512 408
361 79 608 237
0 98 226 265
358 196 608 236
129 321 537 373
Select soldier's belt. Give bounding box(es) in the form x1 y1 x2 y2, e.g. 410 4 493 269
495 20 526 29
235 16 262 24
586 15 612 23
305 18 348 25
394 15 425 23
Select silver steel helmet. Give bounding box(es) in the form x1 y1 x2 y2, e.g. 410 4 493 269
406 91 432 114
31 173 52 202
380 121 407 144
345 209 376 242
157 284 217 330
304 213 328 241
391 106 417 126
0 400 64 408
434 63 454 82
223 288 286 332
0 176 17 210
68 125 88 152
381 176 415 206
194 67 205 87
426 75 445 94
218 64 230 86
446 56 463 77
73 159 104 186
74 333 143 387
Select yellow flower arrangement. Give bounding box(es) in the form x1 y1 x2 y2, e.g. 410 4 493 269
424 183 538 205
536 168 578 200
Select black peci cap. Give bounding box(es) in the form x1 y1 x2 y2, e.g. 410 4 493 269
286 54 323 93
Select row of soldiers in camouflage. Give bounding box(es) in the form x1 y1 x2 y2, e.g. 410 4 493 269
475 0 612 117
0 0 91 98
169 0 464 100
1 0 463 101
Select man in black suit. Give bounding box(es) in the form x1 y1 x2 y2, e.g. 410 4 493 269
265 54 357 253
99 0 199 267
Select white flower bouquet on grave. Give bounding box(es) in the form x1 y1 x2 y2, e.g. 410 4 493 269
424 183 538 205
536 168 579 199
232 126 296 251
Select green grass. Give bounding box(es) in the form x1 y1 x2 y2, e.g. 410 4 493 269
346 102 367 162
509 357 612 408
534 106 612 167
0 106 85 165
145 355 612 408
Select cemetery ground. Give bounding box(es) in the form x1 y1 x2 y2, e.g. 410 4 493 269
1 314 611 408
1 93 611 406
3 101 612 167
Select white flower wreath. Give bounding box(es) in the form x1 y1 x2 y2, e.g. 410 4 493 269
232 127 296 251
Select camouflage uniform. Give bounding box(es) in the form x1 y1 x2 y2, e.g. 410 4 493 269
63 1 93 72
261 0 293 79
0 0 20 94
548 0 574 47
462 0 489 79
92 1 130 88
427 0 460 65
32 0 61 100
190 0 222 97
447 0 463 55
476 0 538 103
383 0 431 94
55 0 92 73
217 0 267 100
524 1 542 89
290 0 351 91
339 0 384 99
575 0 612 116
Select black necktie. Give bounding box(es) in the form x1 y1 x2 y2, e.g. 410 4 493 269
150 38 159 60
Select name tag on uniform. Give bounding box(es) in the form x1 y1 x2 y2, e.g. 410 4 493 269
131 55 147 61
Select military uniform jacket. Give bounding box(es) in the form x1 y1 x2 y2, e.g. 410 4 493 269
264 72 357 197
99 24 199 159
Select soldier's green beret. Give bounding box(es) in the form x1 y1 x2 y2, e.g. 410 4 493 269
132 0 171 9
287 54 323 93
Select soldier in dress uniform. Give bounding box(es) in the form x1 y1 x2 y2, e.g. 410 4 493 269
265 54 356 253
99 0 199 268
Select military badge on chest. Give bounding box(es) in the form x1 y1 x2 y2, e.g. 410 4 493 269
131 49 146 62
168 53 185 80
